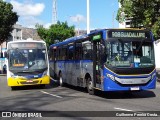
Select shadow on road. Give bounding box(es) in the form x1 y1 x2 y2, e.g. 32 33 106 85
53 83 156 99
10 80 59 91
94 90 156 99
59 83 88 93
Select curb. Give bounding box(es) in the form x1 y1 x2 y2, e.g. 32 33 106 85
0 74 6 76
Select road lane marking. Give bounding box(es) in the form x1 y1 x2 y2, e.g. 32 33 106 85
40 90 63 98
114 107 134 111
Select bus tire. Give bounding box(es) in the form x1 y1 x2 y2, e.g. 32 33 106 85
87 77 95 95
11 86 16 90
59 73 63 87
40 84 45 89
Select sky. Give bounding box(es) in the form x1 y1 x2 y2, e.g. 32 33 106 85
5 0 119 30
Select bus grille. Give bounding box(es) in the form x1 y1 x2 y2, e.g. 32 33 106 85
20 81 39 84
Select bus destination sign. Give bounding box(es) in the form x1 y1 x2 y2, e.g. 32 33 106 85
93 34 101 41
9 42 45 49
112 32 145 38
108 31 150 38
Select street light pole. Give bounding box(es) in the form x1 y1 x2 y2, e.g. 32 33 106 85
87 0 90 34
77 16 80 36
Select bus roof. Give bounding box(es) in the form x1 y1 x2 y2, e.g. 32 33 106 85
49 29 107 49
7 39 46 44
49 28 151 49
49 33 89 49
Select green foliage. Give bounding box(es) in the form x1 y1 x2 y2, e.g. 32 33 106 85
117 0 160 39
0 0 18 44
36 21 75 47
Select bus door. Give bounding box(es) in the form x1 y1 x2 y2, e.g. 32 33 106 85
75 42 83 86
68 43 74 84
92 34 103 89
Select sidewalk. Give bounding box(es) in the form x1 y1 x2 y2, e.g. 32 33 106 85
0 74 6 76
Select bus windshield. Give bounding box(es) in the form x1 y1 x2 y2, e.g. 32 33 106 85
106 39 155 68
8 48 48 71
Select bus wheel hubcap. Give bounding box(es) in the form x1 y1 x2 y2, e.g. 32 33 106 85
88 81 92 90
60 77 62 84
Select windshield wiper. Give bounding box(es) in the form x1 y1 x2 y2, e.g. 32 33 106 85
136 39 145 52
14 71 32 73
118 39 131 51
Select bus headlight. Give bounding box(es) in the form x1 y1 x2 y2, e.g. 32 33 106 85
152 73 156 80
9 71 15 78
106 73 115 81
42 70 47 77
9 72 18 78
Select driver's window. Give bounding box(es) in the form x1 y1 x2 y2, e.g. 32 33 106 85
10 49 27 67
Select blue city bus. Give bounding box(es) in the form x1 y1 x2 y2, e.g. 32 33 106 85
49 28 156 95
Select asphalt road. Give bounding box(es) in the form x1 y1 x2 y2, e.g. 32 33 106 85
0 75 160 120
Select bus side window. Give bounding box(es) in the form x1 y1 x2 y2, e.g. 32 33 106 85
50 47 57 61
56 47 60 60
68 44 74 60
60 45 68 60
75 42 82 60
54 49 57 61
83 42 92 60
59 47 63 60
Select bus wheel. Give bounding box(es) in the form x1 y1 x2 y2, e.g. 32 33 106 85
40 84 45 89
59 73 63 87
87 77 95 95
11 87 16 90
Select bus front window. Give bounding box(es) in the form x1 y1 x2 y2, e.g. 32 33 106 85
106 40 155 68
9 49 27 69
30 49 47 70
9 49 47 71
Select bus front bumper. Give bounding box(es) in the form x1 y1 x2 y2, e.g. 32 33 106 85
103 77 156 91
7 75 50 87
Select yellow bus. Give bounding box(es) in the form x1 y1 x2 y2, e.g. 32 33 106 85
6 39 50 90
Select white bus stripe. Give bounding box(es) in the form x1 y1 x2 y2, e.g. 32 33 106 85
40 90 63 98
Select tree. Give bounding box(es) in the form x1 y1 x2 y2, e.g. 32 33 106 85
116 0 160 39
0 0 18 45
36 21 75 47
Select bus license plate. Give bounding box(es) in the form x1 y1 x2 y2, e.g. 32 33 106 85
26 80 33 83
130 87 140 91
